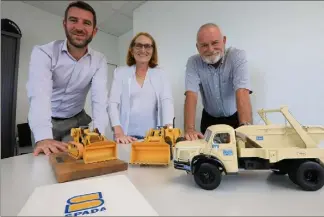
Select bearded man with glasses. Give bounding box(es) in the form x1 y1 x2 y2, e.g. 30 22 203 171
184 23 253 141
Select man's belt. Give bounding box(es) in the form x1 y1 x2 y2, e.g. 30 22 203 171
51 110 83 121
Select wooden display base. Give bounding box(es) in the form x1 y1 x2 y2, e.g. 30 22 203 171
49 152 128 183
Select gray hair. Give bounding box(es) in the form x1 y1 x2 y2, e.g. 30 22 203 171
196 23 223 41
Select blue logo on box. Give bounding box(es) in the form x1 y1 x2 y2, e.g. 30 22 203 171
64 192 106 216
223 149 233 156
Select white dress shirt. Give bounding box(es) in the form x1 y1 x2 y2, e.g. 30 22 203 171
127 77 158 137
108 65 174 136
26 39 109 143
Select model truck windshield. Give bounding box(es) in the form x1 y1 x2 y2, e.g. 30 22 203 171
213 133 231 144
204 129 212 142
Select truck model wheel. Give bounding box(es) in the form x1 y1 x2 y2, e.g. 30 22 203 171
295 161 324 191
194 163 221 190
288 161 303 185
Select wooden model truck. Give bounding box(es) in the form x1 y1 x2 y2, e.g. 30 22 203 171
173 106 324 191
67 127 117 164
130 119 182 165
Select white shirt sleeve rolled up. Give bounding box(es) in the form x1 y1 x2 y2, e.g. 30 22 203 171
90 56 109 135
26 46 54 143
108 67 122 127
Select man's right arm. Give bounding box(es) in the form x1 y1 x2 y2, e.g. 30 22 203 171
184 57 204 140
26 46 53 143
27 46 68 155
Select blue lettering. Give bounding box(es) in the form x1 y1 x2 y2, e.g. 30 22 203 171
256 136 263 141
91 208 99 214
74 211 82 216
67 206 106 216
212 144 219 149
223 149 233 156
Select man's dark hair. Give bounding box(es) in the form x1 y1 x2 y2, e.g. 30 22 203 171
64 1 97 27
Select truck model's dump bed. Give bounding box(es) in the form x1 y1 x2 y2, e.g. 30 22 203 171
235 125 324 163
237 144 324 163
235 125 324 149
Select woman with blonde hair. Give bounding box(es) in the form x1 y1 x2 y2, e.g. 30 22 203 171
108 32 174 144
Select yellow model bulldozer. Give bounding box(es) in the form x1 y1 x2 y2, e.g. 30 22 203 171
67 127 117 164
129 118 183 165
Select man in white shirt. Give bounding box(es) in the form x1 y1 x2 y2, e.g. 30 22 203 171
26 1 109 156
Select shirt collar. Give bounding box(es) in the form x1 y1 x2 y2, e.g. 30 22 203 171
61 39 93 58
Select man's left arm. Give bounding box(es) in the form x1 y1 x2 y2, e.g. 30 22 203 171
232 50 253 125
91 56 109 135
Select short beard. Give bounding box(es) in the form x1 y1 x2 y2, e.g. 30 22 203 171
65 29 93 48
201 52 223 64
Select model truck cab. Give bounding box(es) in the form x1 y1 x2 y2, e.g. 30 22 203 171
174 124 239 175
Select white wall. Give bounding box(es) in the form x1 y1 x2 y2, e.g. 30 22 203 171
1 1 119 137
118 29 133 66
133 1 324 130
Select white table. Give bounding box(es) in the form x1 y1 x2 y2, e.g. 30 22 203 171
1 144 324 216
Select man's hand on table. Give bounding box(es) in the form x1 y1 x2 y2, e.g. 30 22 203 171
184 128 204 141
33 139 68 156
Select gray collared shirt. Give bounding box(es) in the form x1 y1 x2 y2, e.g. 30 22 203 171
26 39 109 142
185 47 252 117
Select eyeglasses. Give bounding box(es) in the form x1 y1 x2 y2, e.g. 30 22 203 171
133 43 153 50
198 41 221 49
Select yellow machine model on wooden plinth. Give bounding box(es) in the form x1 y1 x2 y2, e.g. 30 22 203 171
174 106 324 191
130 121 183 165
67 127 117 164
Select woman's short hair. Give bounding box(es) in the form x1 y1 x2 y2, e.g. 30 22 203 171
126 32 158 68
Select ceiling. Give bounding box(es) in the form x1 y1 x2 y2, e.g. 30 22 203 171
22 1 146 37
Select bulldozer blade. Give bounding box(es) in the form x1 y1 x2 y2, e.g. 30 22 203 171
130 142 171 165
67 141 84 160
83 141 117 164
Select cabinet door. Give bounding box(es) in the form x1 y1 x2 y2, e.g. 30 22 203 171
1 32 20 159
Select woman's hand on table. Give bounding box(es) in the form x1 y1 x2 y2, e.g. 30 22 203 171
113 125 137 144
